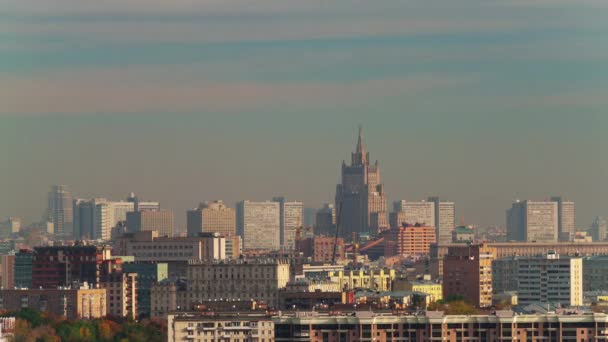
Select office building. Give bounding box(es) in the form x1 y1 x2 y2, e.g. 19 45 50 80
315 204 336 235
384 224 436 256
517 252 583 306
186 259 290 308
296 236 345 263
0 288 106 320
0 256 14 289
583 256 608 292
335 127 388 238
507 200 558 242
49 185 74 239
236 200 281 250
391 200 435 228
551 196 576 241
101 272 138 319
187 200 236 237
492 257 519 294
126 210 174 237
591 216 607 242
427 197 455 244
274 312 608 341
273 197 304 249
168 313 274 342
13 250 33 289
443 243 495 307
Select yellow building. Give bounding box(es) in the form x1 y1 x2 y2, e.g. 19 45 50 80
328 269 396 291
406 282 443 302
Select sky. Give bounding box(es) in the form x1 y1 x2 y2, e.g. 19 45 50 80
1 0 607 230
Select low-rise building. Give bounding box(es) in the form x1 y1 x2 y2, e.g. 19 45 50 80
396 281 442 303
168 313 274 342
0 287 106 319
328 269 396 292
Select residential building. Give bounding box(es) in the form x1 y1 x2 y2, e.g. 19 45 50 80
186 259 290 308
315 204 336 236
398 281 443 302
101 272 137 319
507 200 558 242
126 210 175 237
517 252 583 306
443 243 495 307
384 224 436 256
551 196 576 241
583 256 608 292
187 200 236 237
492 257 519 294
236 200 281 250
49 185 74 239
328 269 396 292
0 288 106 320
151 279 186 318
335 127 388 238
273 197 303 250
391 200 435 228
427 197 455 244
296 236 345 263
14 250 33 288
591 216 607 242
168 313 274 342
0 256 14 289
122 262 168 318
273 312 608 341
225 235 242 259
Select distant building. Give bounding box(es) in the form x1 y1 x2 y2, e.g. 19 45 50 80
101 272 137 319
151 279 185 318
384 224 436 256
517 252 583 306
0 256 14 289
427 197 455 244
315 204 336 235
335 127 388 238
74 198 136 240
272 197 303 250
126 210 174 237
492 257 519 294
14 250 33 288
398 281 443 303
582 256 608 292
443 243 496 307
122 262 168 318
49 185 74 239
591 216 607 242
296 236 345 263
391 200 435 228
507 200 558 242
328 269 396 292
186 200 236 237
168 313 274 342
551 196 576 241
452 226 475 243
236 200 281 250
0 288 106 319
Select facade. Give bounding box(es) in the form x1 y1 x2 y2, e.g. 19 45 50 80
186 259 290 308
296 236 345 263
427 197 455 244
0 256 14 289
274 312 608 342
507 200 558 242
50 185 74 239
187 200 236 237
391 200 435 228
14 250 33 288
551 196 576 241
225 235 243 259
151 279 185 318
328 269 395 292
101 272 138 319
491 257 519 294
400 281 442 302
116 231 226 263
315 204 336 236
122 262 168 318
236 200 281 250
126 210 175 237
517 253 583 306
168 313 274 342
272 197 303 250
591 216 607 242
384 224 436 256
452 226 475 243
443 243 496 307
335 127 388 238
32 245 109 289
583 256 608 292
0 288 106 320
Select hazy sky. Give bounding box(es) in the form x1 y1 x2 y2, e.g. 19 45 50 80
1 0 607 230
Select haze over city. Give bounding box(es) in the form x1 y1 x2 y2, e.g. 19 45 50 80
2 0 608 230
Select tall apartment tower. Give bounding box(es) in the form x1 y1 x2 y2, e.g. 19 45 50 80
550 196 576 241
315 204 336 235
49 185 74 239
335 127 388 239
273 197 304 249
443 243 496 307
187 200 236 237
427 197 455 244
506 200 558 242
236 200 281 250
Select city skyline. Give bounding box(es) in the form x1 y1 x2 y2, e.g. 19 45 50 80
1 0 607 230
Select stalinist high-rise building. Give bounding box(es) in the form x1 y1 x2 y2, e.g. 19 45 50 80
335 127 388 239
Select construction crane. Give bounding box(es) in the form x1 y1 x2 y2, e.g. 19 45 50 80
331 201 343 265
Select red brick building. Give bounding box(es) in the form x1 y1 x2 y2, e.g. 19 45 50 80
384 224 436 256
297 236 345 263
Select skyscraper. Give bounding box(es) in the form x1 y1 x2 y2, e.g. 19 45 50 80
334 127 387 239
186 200 236 237
591 216 607 242
49 185 74 239
315 203 336 235
427 197 455 244
74 198 136 240
273 197 304 249
550 196 576 241
236 200 281 250
506 200 558 242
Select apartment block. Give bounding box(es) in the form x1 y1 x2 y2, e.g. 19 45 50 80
187 200 236 237
0 288 106 320
384 224 436 256
168 313 274 342
236 201 281 250
443 243 495 307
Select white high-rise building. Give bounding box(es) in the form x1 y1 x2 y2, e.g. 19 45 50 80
282 201 303 249
551 196 575 241
49 185 74 239
391 200 435 227
507 200 558 242
427 197 455 244
517 252 583 306
74 198 136 240
236 200 281 250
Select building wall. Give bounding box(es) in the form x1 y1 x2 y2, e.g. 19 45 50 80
443 244 495 307
101 273 137 319
121 231 226 262
168 314 274 342
0 288 106 320
385 225 436 256
127 210 175 237
0 256 14 289
517 255 583 306
32 246 106 289
328 269 395 292
236 201 281 250
50 185 74 239
187 201 236 237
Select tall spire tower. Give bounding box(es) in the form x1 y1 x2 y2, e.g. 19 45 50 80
335 127 388 238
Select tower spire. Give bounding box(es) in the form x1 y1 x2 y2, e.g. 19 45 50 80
356 124 364 153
